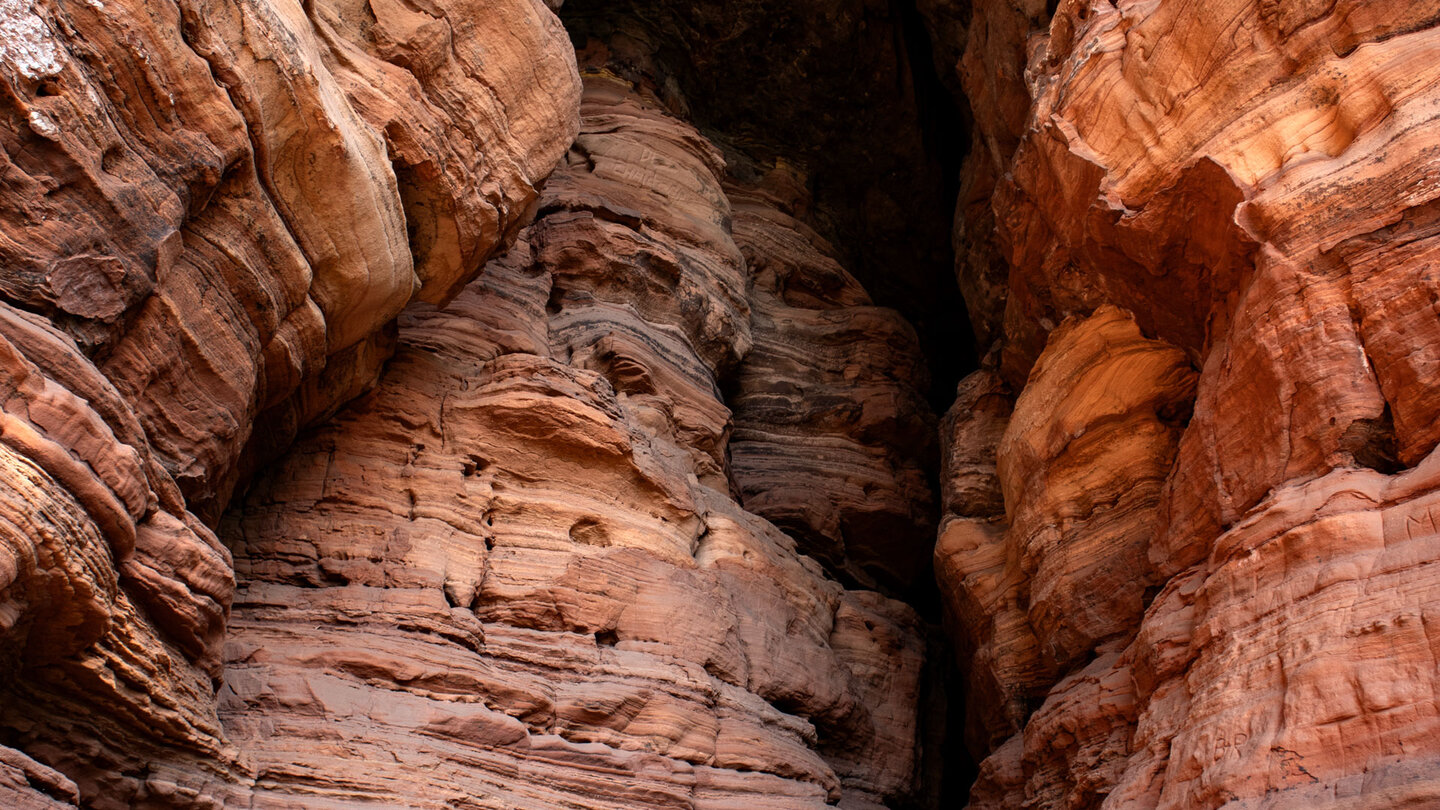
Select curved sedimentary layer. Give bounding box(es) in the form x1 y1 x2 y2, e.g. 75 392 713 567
219 75 927 809
0 0 579 803
726 175 937 591
6 0 1440 805
934 1 1440 807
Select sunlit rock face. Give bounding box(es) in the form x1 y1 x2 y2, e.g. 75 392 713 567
0 0 578 804
931 0 1440 807
218 74 928 809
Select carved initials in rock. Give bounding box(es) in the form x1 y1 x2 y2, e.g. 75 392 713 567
1404 509 1438 541
1381 494 1440 544
1213 732 1250 761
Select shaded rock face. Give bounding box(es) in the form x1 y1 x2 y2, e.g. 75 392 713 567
726 178 938 593
559 0 976 403
931 0 1440 807
219 75 928 808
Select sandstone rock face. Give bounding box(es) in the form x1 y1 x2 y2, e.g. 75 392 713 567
9 0 1440 805
0 0 578 803
937 308 1193 757
0 2 936 803
726 177 937 591
938 0 1440 807
219 75 927 809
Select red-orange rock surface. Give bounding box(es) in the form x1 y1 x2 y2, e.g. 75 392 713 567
937 0 1440 807
218 74 927 809
7 0 1440 805
0 0 578 803
0 1 937 802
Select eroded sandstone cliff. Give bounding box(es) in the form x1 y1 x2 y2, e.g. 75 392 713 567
219 72 928 809
3 0 1440 807
0 0 579 803
929 0 1440 807
0 0 942 803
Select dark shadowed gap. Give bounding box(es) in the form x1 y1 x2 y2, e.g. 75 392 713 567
556 1 982 804
892 0 976 411
557 0 979 408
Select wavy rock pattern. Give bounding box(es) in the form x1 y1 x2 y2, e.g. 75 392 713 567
0 0 578 804
219 75 926 809
937 308 1193 760
7 0 1440 806
935 0 1440 807
726 177 936 591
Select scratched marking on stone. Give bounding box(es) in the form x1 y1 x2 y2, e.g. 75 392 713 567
1404 509 1438 541
1383 494 1440 544
1213 732 1250 761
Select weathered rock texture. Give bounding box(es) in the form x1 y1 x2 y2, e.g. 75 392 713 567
219 73 927 808
560 0 972 396
726 176 937 592
934 0 1440 807
918 0 1048 350
10 0 1440 805
0 0 943 802
0 0 579 803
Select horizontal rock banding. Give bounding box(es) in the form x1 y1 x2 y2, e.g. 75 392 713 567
219 75 928 809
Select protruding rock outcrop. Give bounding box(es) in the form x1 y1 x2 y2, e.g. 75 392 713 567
219 74 928 809
934 0 1440 807
0 2 939 803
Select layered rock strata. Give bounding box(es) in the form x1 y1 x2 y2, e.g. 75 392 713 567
726 176 937 591
935 0 1440 807
219 74 928 809
0 0 579 804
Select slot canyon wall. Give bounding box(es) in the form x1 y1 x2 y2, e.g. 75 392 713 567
928 0 1440 807
0 0 1438 808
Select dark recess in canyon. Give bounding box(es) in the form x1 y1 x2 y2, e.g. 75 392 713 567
559 0 978 407
558 1 982 803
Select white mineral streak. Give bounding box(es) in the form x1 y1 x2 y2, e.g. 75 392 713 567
0 0 65 79
27 108 57 137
